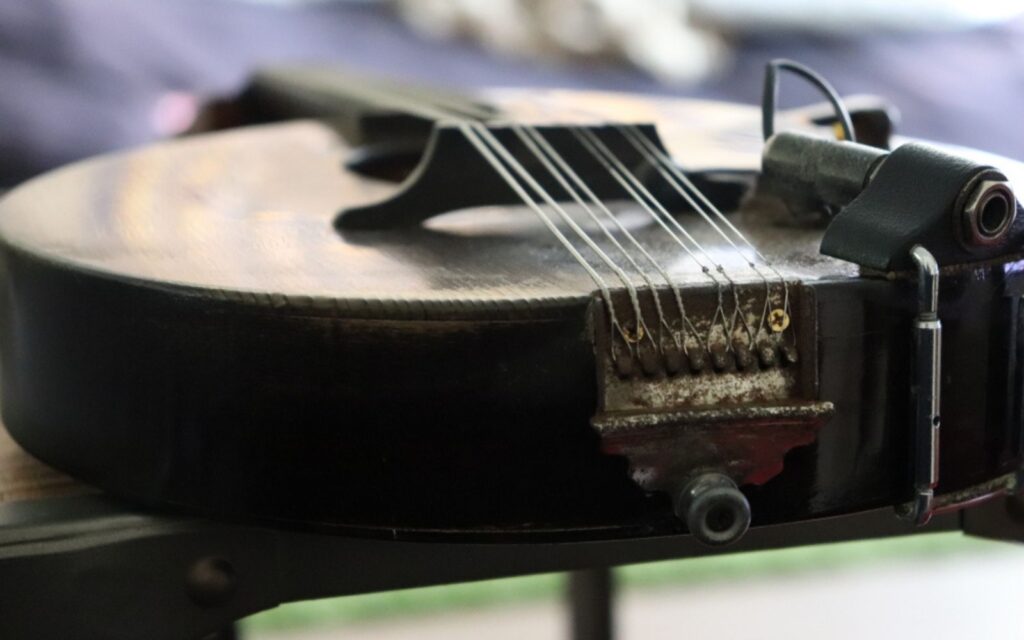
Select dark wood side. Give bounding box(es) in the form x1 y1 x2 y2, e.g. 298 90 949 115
1 238 1020 540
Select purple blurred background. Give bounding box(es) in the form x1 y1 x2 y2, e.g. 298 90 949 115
2 0 1023 186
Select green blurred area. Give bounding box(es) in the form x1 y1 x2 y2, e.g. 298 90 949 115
242 532 1008 634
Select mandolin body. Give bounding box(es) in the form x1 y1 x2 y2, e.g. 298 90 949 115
0 85 1021 541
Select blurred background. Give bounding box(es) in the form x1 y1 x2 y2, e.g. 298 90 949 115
239 534 1024 639
3 0 1024 187
3 1 1024 637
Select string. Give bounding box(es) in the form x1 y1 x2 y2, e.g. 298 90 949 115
458 122 641 359
572 127 745 352
508 125 657 351
523 99 788 349
618 125 791 342
346 88 650 355
512 124 697 354
350 80 774 360
475 124 651 350
350 94 660 353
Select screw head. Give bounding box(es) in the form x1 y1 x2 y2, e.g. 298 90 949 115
768 309 790 333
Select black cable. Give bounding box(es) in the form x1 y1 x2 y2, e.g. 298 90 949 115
761 59 856 143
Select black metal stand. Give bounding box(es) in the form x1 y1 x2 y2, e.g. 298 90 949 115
568 568 614 640
3 492 1023 640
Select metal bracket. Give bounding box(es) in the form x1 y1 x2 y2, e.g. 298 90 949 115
909 245 942 525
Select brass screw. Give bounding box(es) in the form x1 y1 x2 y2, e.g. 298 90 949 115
768 309 790 333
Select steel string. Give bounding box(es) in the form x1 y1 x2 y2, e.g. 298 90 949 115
458 122 645 360
618 125 791 341
356 85 772 359
572 127 745 352
514 124 706 354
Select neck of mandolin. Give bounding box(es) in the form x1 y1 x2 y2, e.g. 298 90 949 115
236 66 497 145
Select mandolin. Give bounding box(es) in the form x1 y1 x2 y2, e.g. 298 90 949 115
1 62 1021 546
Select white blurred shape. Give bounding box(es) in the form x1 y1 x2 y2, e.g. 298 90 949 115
251 543 1024 640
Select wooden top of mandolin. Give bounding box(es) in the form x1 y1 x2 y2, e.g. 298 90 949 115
0 93 856 320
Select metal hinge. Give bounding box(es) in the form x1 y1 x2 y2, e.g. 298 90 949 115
908 245 941 525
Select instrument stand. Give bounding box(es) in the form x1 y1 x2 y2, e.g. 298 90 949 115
568 568 615 640
5 492 1024 640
